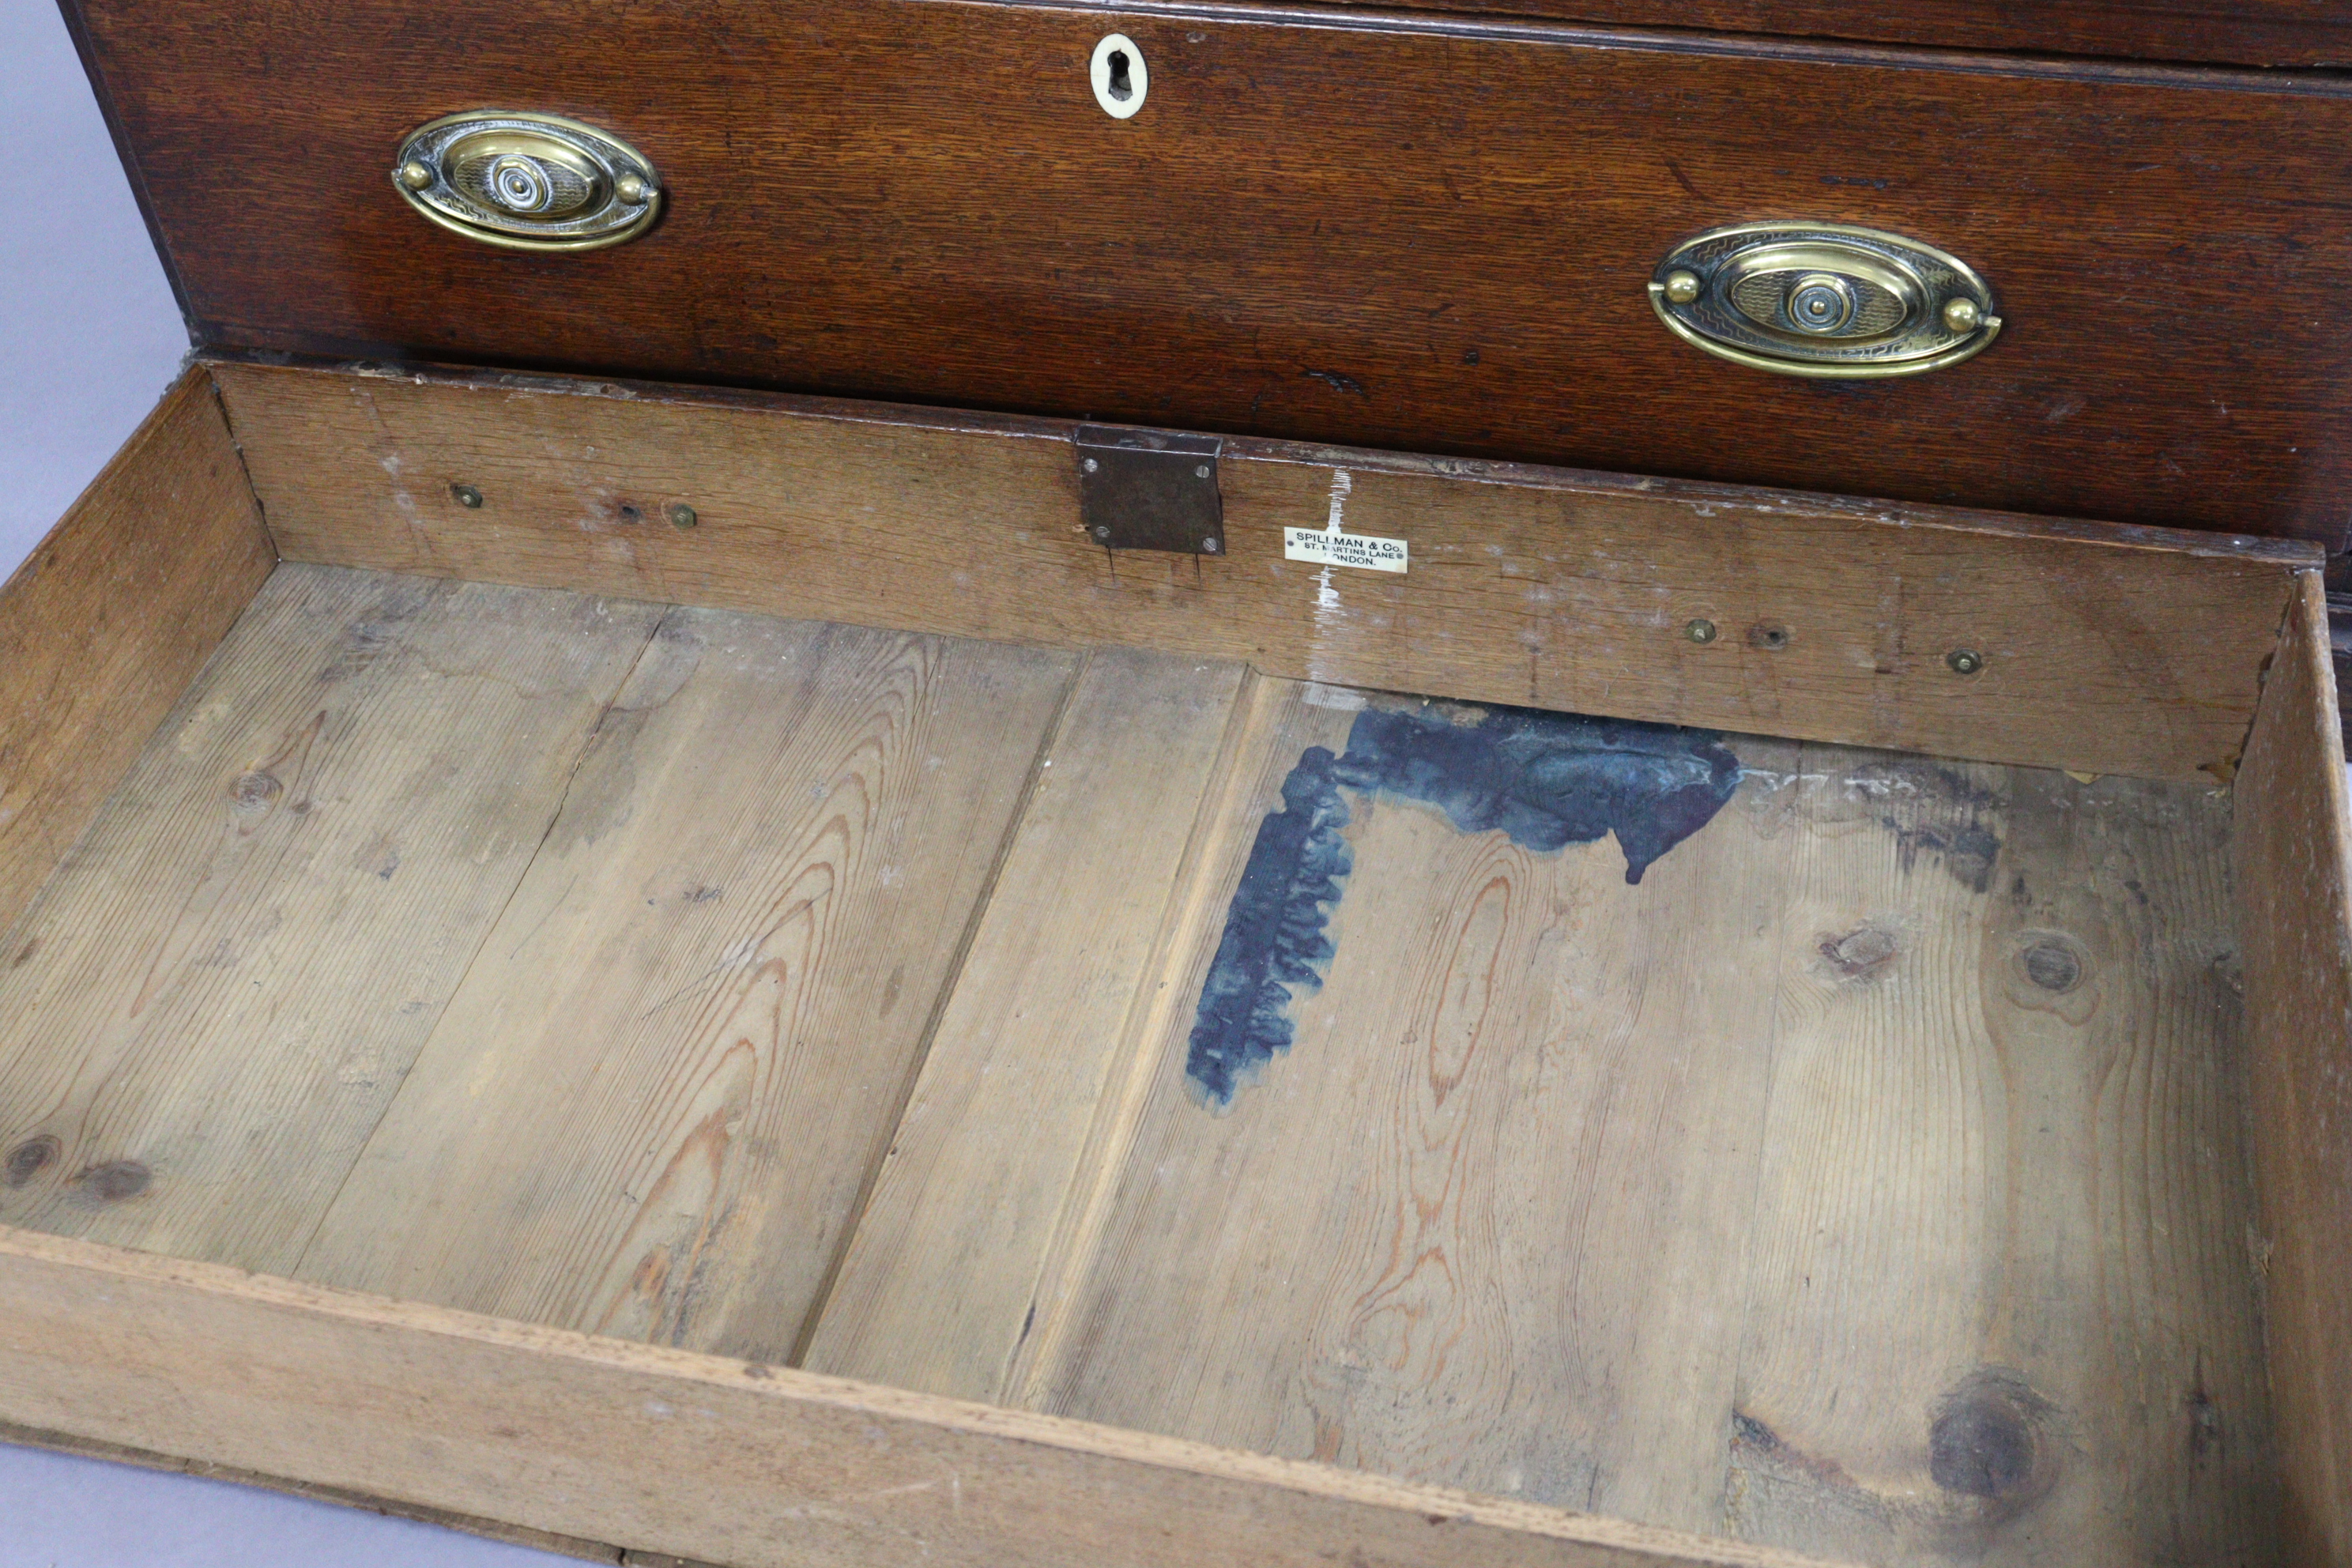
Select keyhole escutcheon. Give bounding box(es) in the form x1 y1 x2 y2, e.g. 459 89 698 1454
1091 33 1148 119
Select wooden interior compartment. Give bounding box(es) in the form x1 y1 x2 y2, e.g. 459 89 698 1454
0 363 2345 1568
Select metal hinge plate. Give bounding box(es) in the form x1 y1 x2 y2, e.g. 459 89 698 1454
1076 425 1224 556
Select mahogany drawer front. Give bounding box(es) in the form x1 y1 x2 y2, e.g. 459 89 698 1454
73 0 2352 548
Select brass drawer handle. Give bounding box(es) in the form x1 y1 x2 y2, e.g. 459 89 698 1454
1649 223 2000 379
392 111 661 252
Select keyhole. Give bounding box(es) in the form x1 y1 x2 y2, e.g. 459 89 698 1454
1091 32 1148 119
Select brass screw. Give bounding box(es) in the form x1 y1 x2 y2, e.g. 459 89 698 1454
451 484 483 508
668 503 698 529
1947 648 1984 675
1685 617 1718 644
1942 298 1983 334
616 172 650 205
1663 270 1702 306
398 160 434 191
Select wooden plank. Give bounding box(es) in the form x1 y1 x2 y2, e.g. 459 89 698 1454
0 1226 1845 1568
1727 748 2270 1564
0 368 273 933
803 647 1250 1397
0 564 662 1273
296 611 1075 1363
211 357 2308 785
73 0 2352 542
2233 571 2352 1566
1004 681 1794 1538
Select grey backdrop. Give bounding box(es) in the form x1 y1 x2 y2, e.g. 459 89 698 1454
0 1 575 1561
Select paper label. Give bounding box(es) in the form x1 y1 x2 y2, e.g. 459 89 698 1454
1283 526 1408 574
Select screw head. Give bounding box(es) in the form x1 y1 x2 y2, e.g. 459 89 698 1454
398 160 435 191
1092 524 1113 540
1195 464 1212 479
668 503 698 529
616 172 650 205
1947 648 1985 675
1685 617 1718 644
1083 458 1100 474
1942 298 1984 334
451 483 483 508
1662 270 1702 306
1201 537 1221 553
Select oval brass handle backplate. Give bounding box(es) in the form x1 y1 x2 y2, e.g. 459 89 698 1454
392 111 661 253
1649 223 2000 379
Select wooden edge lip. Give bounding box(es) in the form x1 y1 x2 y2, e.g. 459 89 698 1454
0 1223 1846 1568
199 352 2322 571
686 0 2352 95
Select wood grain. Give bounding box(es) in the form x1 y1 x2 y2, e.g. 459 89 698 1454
297 610 1074 1363
2233 571 2352 1566
1726 748 2270 1564
210 358 2309 785
1004 684 1796 1536
0 564 662 1272
0 370 273 934
1340 1 2352 69
68 3 2352 545
803 646 1250 1399
0 1225 1845 1568
949 694 2276 1562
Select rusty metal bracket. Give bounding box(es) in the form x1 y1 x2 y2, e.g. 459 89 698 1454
1076 425 1224 556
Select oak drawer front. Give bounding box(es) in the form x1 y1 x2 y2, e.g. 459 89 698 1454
71 1 2352 549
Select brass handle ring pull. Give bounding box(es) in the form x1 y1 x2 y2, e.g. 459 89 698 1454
392 111 662 253
1649 223 2000 379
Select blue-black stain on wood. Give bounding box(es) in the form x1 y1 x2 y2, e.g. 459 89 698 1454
1185 703 1740 1106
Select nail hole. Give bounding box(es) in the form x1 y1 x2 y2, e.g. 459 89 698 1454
1091 33 1148 119
617 503 643 525
1747 622 1791 651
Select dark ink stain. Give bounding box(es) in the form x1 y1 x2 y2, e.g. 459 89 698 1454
1303 368 1367 396
1820 172 1893 190
1819 925 1898 980
1928 1369 2056 1506
1747 622 1792 651
77 1159 151 1202
1664 157 1705 200
4 1135 59 1188
2124 876 2150 907
743 1362 774 1380
1185 746 1354 1106
682 884 722 904
2022 940 2082 993
10 938 36 969
229 770 282 812
1461 348 1481 366
1185 703 1740 1105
